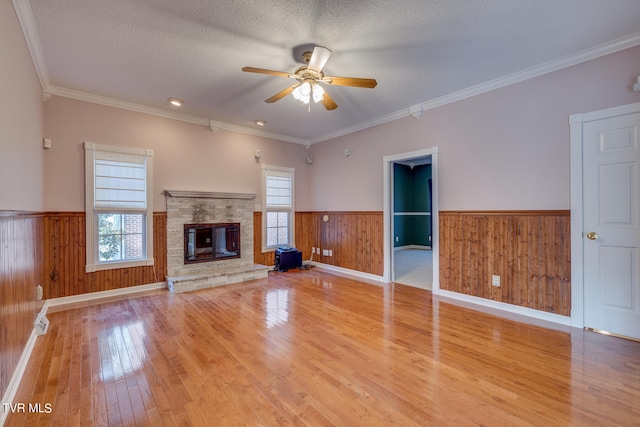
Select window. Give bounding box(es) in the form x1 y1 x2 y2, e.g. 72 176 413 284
97 213 144 262
262 165 294 251
84 142 154 272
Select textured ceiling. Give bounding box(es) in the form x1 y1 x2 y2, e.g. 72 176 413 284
20 0 640 143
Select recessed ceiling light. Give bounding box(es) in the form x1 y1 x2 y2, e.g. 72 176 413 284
167 97 183 107
255 120 266 126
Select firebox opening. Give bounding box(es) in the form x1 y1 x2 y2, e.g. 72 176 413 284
184 223 240 264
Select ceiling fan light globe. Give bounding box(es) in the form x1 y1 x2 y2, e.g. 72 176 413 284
292 83 311 104
300 82 312 96
292 86 302 100
312 84 325 103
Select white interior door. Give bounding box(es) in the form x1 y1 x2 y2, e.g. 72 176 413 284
583 111 640 339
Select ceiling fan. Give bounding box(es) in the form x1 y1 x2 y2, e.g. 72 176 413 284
242 46 377 110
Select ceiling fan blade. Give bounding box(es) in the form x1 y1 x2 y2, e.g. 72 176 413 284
307 46 332 72
265 85 299 103
242 67 292 78
324 76 377 88
321 91 338 110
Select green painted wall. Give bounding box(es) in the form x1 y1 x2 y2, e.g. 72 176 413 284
393 163 431 247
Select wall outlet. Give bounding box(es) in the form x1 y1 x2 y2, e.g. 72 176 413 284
322 249 329 256
328 249 333 257
395 236 399 242
492 275 501 287
311 247 315 254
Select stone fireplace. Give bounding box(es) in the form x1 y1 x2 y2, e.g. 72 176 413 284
164 190 269 293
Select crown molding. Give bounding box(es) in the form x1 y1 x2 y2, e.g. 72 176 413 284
13 1 307 145
45 86 210 125
48 21 640 148
211 120 309 145
309 108 410 144
43 86 310 145
416 31 640 114
310 31 640 144
14 0 640 147
12 0 49 89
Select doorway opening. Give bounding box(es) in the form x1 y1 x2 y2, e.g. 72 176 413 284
383 148 439 292
392 160 432 289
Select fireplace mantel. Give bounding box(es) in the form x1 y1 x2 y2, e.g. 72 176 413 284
164 190 256 200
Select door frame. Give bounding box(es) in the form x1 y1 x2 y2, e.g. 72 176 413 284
569 101 640 329
383 147 439 291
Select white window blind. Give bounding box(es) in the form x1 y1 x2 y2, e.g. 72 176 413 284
265 171 292 208
94 150 147 210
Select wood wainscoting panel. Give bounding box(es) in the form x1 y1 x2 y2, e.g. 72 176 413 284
305 211 384 276
253 211 273 267
0 213 43 400
439 211 571 315
254 211 384 276
42 212 167 299
294 210 318 264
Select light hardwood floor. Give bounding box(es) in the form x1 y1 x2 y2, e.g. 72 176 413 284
6 270 640 426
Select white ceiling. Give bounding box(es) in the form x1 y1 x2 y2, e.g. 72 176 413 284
16 0 640 144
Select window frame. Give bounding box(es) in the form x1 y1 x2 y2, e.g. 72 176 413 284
84 142 154 272
262 164 295 252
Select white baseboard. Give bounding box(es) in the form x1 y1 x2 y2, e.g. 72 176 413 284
42 281 166 312
1 329 38 427
311 263 571 329
311 262 386 286
435 289 572 329
0 281 166 426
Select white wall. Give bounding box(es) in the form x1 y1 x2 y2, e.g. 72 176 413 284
42 96 311 212
307 45 640 211
0 0 44 211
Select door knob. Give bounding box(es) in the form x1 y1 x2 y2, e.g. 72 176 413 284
586 231 598 240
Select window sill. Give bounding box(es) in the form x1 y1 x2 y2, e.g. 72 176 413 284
86 258 154 273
